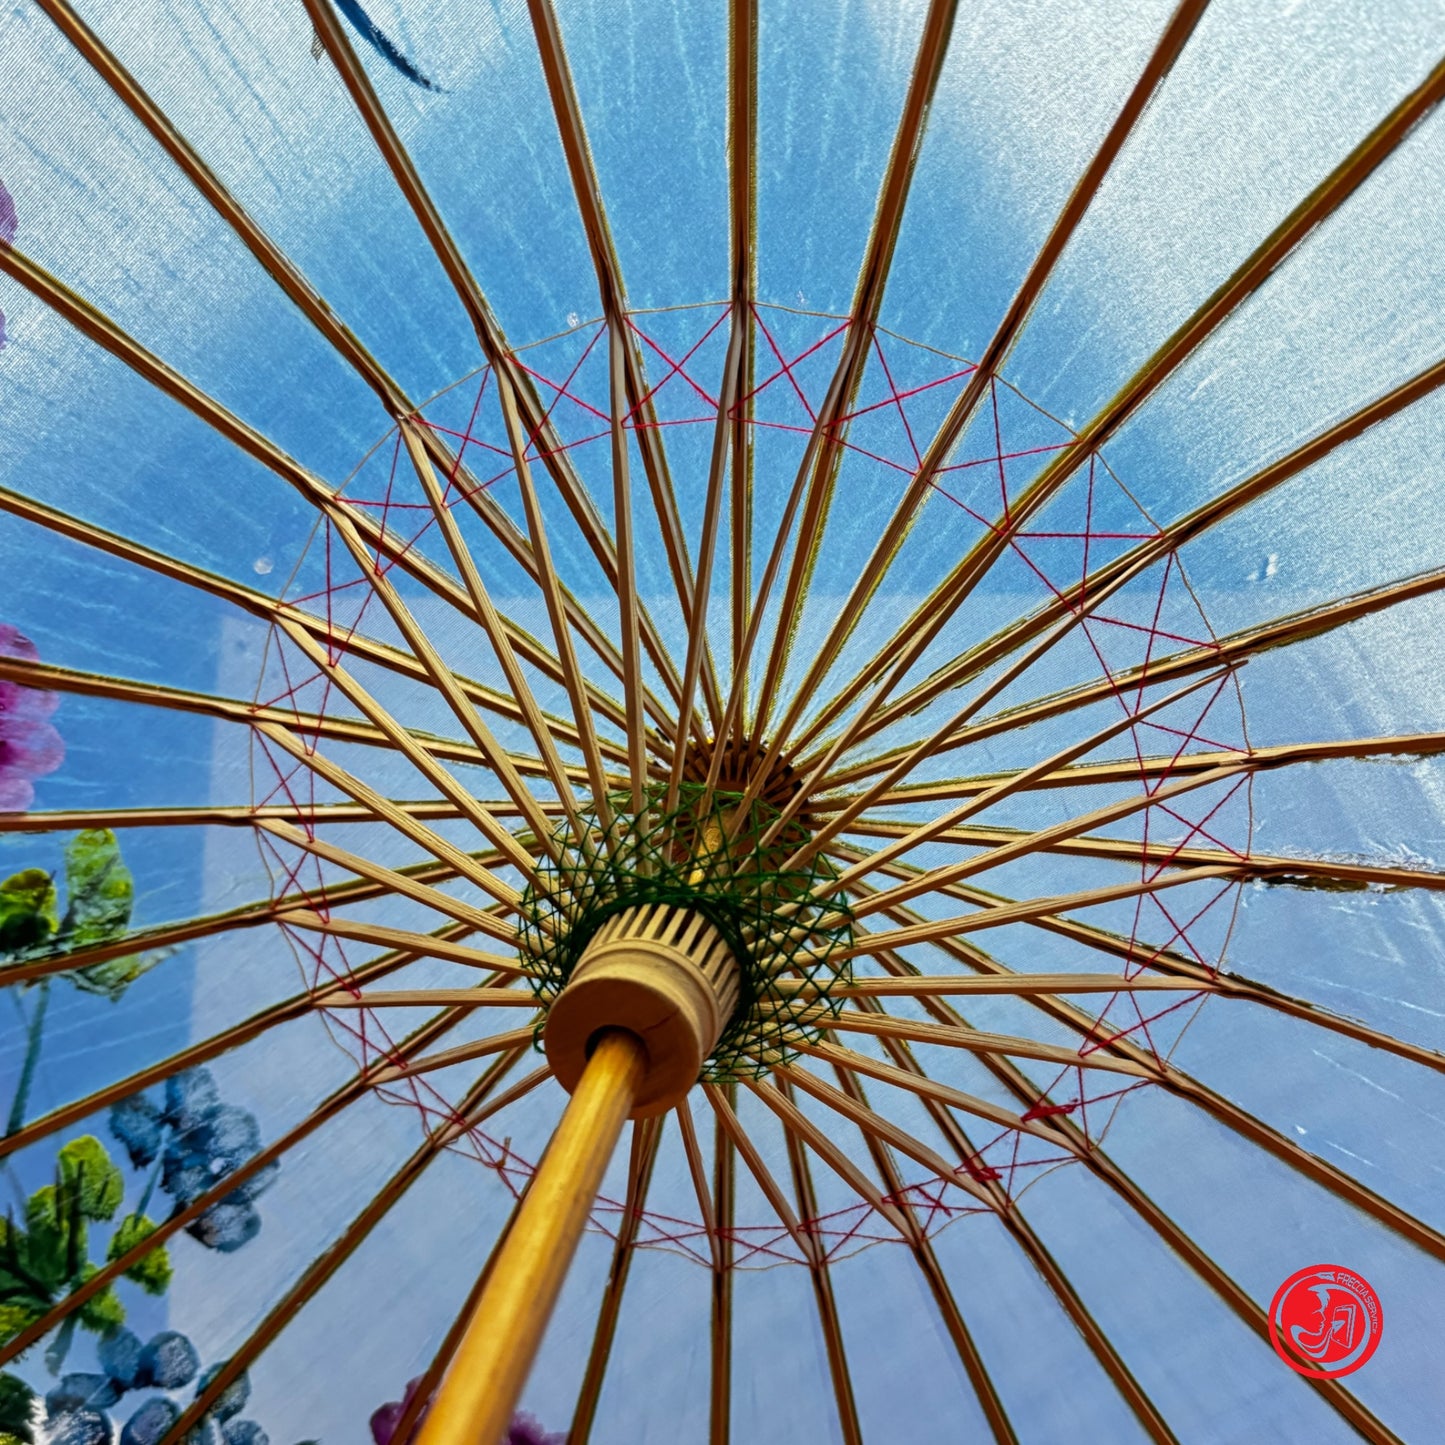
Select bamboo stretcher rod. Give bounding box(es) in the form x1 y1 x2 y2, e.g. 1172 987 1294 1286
772 0 1212 760
304 0 689 724
816 729 1445 809
830 350 1445 744
795 54 1445 753
778 973 1206 998
170 1055 547 1437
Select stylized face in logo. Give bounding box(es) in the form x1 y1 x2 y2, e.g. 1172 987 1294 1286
1269 1265 1383 1378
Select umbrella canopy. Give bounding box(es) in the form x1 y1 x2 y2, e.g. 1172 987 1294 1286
3 0 1445 1440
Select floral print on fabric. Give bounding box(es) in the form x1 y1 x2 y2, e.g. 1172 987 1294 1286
0 626 63 814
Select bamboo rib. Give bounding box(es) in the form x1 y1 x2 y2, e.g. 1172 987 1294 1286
39 0 663 742
764 1063 993 1209
0 246 635 738
749 0 960 745
302 0 688 725
416 1030 646 1445
522 0 719 723
254 819 519 943
321 990 536 1010
0 483 625 756
607 319 649 812
676 1094 721 1267
0 1018 521 1369
790 1040 1068 1145
829 865 1235 957
0 919 481 1161
843 816 1445 894
824 1065 1024 1445
774 0 1213 736
567 1118 665 1442
800 55 1445 746
254 719 534 900
823 352 1445 743
665 314 749 816
710 1081 737 1445
850 888 1445 1265
766 1079 867 1445
4 798 562 833
398 428 586 842
839 855 1445 1084
821 1011 1154 1077
832 760 1244 922
748 1077 911 1238
782 974 1206 999
819 728 1445 808
0 850 501 991
823 949 1398 1441
306 508 559 868
829 566 1445 773
167 1057 550 1441
728 0 759 702
776 664 1232 876
703 1083 817 1264
0 654 482 771
279 911 524 976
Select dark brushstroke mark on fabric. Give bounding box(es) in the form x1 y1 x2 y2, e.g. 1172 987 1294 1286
0 177 15 350
334 0 440 91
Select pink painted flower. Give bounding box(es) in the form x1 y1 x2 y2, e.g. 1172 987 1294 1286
0 623 63 812
370 1378 561 1445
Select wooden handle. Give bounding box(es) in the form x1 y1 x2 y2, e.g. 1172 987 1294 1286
415 1029 647 1445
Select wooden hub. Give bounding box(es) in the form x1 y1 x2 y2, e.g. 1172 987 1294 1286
543 903 741 1118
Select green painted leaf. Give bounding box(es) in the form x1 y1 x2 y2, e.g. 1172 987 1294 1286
22 1185 76 1290
107 1214 172 1296
74 1266 124 1333
58 1137 124 1221
68 948 170 1002
62 831 133 948
0 1372 37 1444
0 871 57 955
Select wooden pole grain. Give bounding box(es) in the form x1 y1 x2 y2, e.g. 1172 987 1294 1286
415 1029 647 1445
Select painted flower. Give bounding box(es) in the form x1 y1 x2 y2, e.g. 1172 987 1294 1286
0 624 63 813
370 1379 561 1445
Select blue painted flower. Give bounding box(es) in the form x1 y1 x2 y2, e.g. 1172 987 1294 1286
108 1069 278 1252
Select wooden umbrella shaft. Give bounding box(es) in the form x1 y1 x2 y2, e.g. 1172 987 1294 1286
415 1028 647 1445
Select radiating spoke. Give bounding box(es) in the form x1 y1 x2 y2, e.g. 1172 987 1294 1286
165 1055 549 1439
761 1078 870 1444
748 0 960 745
567 1118 665 1440
303 0 689 719
815 353 1445 744
802 56 1445 744
0 850 500 990
821 728 1445 810
778 0 1213 752
255 721 535 897
0 918 485 1160
255 819 519 942
523 0 719 725
824 567 1445 782
710 1080 736 1444
0 484 623 753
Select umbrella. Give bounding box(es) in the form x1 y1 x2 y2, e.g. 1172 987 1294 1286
2 0 1444 1439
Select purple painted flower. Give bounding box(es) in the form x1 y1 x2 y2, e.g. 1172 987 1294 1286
370 1379 561 1445
0 622 64 812
0 176 14 351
